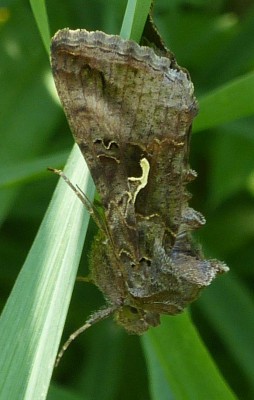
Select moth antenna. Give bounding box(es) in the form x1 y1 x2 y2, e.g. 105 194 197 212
55 305 118 367
48 168 106 233
48 167 119 258
76 275 93 283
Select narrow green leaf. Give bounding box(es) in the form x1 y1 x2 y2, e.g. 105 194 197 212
142 313 237 400
29 0 51 54
0 4 60 223
0 145 95 399
120 0 152 42
194 71 254 132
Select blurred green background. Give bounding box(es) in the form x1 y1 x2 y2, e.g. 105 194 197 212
0 0 254 399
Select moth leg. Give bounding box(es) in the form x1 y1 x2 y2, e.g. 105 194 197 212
55 305 118 367
48 167 95 215
76 275 94 283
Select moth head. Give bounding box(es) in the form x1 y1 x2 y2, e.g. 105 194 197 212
114 305 160 334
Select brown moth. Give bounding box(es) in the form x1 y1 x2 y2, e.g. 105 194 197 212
50 29 228 359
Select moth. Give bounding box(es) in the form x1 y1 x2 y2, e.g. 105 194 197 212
51 29 228 360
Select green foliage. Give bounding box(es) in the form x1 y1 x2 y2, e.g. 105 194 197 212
1 1 253 399
143 314 235 399
120 0 152 41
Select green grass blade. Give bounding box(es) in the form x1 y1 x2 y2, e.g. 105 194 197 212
29 0 51 54
142 314 237 400
120 0 152 41
194 71 254 132
0 145 95 399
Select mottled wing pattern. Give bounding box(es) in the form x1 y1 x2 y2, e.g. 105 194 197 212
51 29 196 254
51 29 228 334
